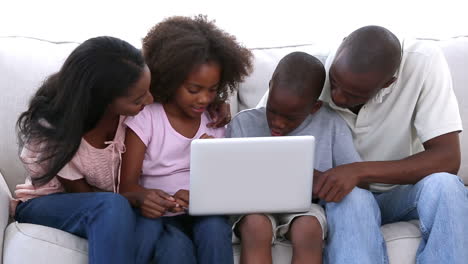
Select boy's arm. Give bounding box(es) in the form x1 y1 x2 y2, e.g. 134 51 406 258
120 128 177 218
313 118 364 202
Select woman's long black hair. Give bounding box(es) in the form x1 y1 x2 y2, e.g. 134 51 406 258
17 36 145 186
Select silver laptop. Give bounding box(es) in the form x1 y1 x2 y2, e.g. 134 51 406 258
189 136 315 215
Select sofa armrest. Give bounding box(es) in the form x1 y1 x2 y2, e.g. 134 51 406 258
0 170 12 264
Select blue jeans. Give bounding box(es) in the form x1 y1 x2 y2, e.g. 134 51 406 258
324 173 468 264
15 192 164 264
155 214 233 264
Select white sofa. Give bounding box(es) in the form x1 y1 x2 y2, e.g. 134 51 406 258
0 35 467 264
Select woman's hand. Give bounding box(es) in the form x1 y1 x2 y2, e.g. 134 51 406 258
200 133 214 139
207 102 231 128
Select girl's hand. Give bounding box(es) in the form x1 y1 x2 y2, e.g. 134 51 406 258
200 133 214 139
207 102 231 128
172 189 190 211
136 189 177 218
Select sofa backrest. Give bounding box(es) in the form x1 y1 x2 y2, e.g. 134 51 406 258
0 36 467 193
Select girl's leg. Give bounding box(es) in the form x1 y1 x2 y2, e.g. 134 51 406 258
15 192 136 264
133 209 164 264
155 215 196 264
192 215 234 264
288 216 323 264
236 214 273 264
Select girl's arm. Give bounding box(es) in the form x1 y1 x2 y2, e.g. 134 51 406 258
120 128 177 218
57 177 93 193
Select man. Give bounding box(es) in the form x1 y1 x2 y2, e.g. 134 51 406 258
258 25 468 263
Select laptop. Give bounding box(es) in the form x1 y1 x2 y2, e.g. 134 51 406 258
189 136 315 215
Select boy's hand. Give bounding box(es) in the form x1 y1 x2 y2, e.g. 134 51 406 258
207 102 231 128
136 189 177 218
173 189 190 210
200 133 215 139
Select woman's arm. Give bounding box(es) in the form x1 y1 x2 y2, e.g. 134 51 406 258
120 128 178 218
57 177 93 193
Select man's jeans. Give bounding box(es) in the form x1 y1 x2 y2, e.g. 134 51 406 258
15 192 163 264
325 173 468 264
155 214 233 264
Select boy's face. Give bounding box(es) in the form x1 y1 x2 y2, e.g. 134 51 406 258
266 84 318 136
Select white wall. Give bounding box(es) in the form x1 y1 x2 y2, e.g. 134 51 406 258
1 0 467 48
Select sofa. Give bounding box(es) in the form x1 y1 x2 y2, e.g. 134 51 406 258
0 35 467 264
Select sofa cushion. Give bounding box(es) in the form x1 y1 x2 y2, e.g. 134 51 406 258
3 222 87 264
0 37 79 192
4 220 420 264
438 37 468 182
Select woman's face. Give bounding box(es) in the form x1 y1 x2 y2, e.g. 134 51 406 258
109 65 153 116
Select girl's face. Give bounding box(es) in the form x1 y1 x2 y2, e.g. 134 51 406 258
109 65 153 116
170 61 221 119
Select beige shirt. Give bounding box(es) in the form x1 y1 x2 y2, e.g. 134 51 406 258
258 39 462 192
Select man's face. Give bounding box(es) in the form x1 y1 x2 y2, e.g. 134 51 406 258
266 85 314 136
329 50 393 110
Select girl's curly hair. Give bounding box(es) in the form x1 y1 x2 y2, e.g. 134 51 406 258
143 15 253 104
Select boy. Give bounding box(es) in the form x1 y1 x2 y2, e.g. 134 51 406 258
226 52 361 264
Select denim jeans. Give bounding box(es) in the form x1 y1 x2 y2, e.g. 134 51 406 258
155 214 233 264
324 173 468 264
15 192 164 264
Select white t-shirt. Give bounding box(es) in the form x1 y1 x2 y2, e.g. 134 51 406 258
257 39 462 192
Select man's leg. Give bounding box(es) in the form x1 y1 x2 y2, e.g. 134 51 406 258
325 187 387 264
375 173 468 264
15 192 137 264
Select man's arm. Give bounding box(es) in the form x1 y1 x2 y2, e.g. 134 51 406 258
315 132 460 202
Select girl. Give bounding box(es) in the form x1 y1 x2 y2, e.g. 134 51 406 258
119 15 253 264
13 36 161 264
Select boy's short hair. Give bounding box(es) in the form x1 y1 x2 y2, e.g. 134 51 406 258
143 15 253 104
271 52 325 100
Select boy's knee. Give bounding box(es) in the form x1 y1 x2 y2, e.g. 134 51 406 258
289 216 323 246
239 214 273 242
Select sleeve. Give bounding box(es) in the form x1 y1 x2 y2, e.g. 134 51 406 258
20 143 84 180
413 45 463 143
19 144 48 178
225 115 246 138
124 106 153 147
332 117 362 166
56 160 84 180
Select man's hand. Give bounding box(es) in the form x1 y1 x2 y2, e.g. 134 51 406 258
313 163 364 203
207 102 231 128
135 189 177 218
